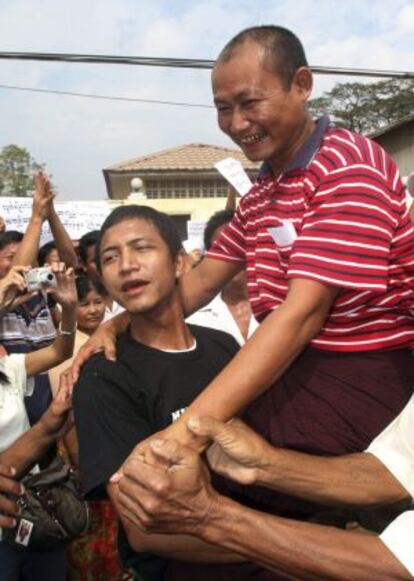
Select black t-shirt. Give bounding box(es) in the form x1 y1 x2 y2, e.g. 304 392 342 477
73 324 239 578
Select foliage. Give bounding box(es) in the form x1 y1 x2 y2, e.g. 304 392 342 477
0 144 44 197
309 79 414 134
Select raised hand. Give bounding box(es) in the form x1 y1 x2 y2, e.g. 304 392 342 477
33 171 55 221
37 375 74 438
47 263 77 310
0 265 36 313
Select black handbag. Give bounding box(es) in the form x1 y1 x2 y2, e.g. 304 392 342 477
3 455 89 551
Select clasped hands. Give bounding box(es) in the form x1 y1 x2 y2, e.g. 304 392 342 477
113 415 272 536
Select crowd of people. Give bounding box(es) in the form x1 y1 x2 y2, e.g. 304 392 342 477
0 24 413 581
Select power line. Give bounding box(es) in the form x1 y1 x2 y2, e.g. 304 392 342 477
311 66 414 79
0 51 413 78
0 52 214 69
0 83 213 108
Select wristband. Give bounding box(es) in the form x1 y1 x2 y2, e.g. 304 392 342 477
59 322 77 336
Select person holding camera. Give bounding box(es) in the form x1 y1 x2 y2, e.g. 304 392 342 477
0 171 77 432
0 261 77 581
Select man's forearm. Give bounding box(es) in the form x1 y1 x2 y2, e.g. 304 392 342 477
179 257 241 317
12 216 43 266
48 208 77 268
200 496 411 580
183 282 336 428
255 447 410 507
0 423 56 479
107 482 243 563
26 306 76 376
124 525 243 563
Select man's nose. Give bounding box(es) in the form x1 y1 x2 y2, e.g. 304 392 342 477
119 248 139 272
230 107 250 134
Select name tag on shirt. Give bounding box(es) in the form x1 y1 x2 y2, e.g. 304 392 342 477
268 221 297 247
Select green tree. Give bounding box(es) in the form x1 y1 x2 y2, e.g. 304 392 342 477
309 79 414 134
0 144 44 197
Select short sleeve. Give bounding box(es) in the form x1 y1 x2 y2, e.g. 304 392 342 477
380 512 414 576
73 357 153 496
2 354 35 398
366 395 414 499
207 203 247 264
288 165 399 291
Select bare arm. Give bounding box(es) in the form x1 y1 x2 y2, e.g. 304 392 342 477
0 422 61 479
256 450 410 508
0 381 73 479
62 427 79 468
106 481 243 563
47 204 77 268
162 277 337 449
225 188 237 211
117 440 412 581
188 416 411 507
201 497 411 581
179 256 241 316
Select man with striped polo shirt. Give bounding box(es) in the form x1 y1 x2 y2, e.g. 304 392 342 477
91 25 414 540
140 24 414 463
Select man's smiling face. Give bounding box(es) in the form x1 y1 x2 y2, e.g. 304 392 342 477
212 39 312 173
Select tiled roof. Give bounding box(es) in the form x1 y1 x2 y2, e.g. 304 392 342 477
105 143 260 172
370 112 414 139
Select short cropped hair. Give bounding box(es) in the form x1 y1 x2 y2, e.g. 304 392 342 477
0 231 23 251
38 241 56 266
95 205 183 272
217 25 308 89
78 230 100 266
204 210 234 251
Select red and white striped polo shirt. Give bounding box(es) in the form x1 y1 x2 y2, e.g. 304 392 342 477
208 121 414 352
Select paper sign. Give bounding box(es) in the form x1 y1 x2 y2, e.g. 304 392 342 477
214 157 253 196
268 221 297 247
0 198 113 245
187 220 207 241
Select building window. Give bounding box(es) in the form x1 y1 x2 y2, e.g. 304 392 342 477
145 178 229 199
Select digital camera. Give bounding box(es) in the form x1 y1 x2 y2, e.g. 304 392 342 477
24 267 57 292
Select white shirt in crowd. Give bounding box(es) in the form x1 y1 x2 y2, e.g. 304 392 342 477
367 393 414 576
0 354 33 453
187 294 259 346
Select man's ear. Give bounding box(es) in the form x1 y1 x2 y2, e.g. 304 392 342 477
292 66 313 101
174 250 188 280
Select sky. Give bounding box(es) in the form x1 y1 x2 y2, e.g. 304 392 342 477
0 0 413 200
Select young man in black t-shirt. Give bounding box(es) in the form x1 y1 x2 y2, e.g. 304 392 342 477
73 206 245 579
